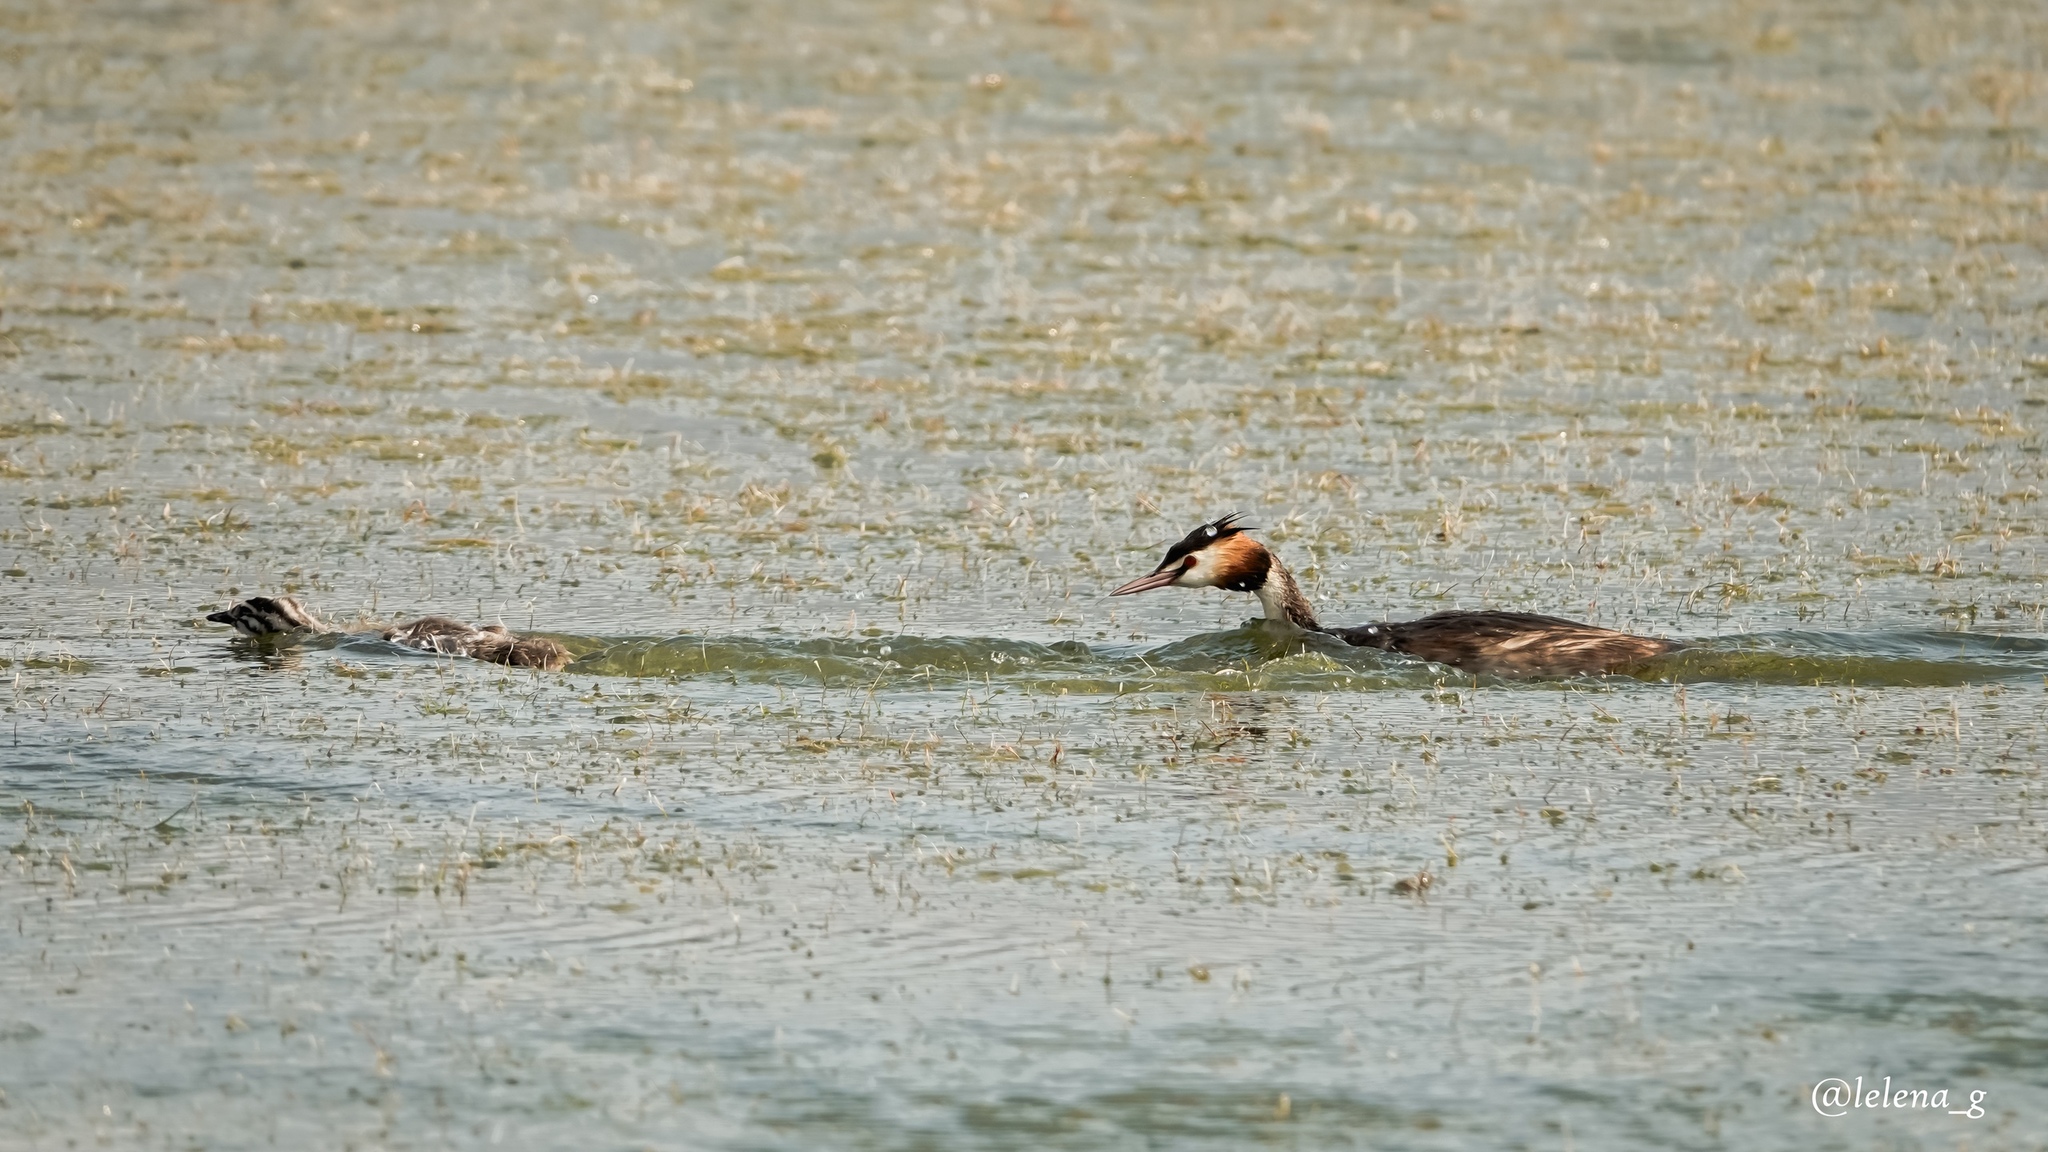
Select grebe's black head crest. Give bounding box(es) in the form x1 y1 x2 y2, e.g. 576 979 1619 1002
1161 512 1247 565
1110 513 1269 596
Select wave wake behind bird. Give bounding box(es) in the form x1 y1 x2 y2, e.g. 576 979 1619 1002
258 624 2048 692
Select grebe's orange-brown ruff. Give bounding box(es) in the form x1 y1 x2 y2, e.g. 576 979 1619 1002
206 596 572 671
1111 515 1677 677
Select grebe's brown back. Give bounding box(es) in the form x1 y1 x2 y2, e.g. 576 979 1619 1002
1109 515 1676 677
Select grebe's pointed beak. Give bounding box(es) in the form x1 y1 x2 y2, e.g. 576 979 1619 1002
1110 565 1184 596
205 610 235 625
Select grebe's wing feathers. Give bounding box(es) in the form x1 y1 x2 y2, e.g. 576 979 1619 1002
381 616 482 648
502 636 574 670
381 616 573 670
1333 610 1677 677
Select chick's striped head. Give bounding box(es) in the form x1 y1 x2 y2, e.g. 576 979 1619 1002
205 596 324 636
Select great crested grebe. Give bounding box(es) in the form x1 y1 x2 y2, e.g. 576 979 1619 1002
205 595 573 671
1110 514 1678 676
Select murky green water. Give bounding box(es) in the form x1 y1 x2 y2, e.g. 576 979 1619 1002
4 0 2046 1147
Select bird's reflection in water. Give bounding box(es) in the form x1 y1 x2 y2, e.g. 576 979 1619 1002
218 634 318 673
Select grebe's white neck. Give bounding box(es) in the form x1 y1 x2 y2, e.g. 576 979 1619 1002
1251 556 1321 632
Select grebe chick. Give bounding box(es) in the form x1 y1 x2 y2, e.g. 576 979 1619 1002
206 595 573 671
1110 514 1678 677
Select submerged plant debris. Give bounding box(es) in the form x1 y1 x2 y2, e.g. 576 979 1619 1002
2 0 2046 1147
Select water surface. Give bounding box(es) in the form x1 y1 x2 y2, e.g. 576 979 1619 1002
3 0 2046 1148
